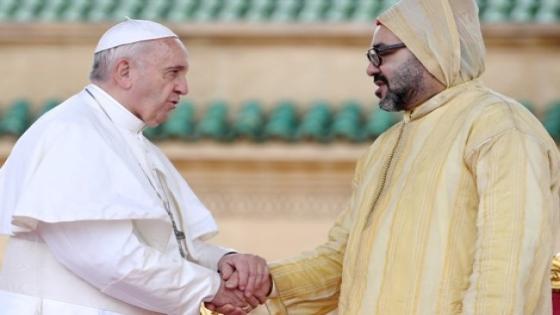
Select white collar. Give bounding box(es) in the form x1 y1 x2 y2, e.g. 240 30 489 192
86 83 146 134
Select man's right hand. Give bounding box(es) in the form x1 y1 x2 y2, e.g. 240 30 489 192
205 280 260 315
223 270 272 304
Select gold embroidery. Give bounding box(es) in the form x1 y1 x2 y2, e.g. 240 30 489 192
552 255 560 290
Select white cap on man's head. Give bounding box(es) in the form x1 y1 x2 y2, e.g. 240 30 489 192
94 18 178 53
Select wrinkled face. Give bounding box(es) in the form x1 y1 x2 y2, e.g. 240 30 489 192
366 25 425 112
129 38 189 126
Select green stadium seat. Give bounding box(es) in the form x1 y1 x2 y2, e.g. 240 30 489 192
365 107 399 139
167 0 198 22
218 0 249 22
160 100 196 139
324 0 355 22
350 0 382 22
139 0 171 21
37 0 68 22
264 100 298 141
195 100 233 141
297 100 333 142
0 0 19 20
0 97 554 144
510 0 538 22
0 99 32 136
60 0 90 22
88 0 117 22
12 0 43 22
380 0 399 12
109 0 144 21
481 0 513 23
269 0 301 22
535 0 560 23
191 0 223 22
233 100 266 141
331 100 365 142
244 0 274 22
543 102 560 141
299 0 330 23
0 0 555 23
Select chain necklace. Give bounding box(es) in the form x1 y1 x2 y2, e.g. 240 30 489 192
85 88 188 259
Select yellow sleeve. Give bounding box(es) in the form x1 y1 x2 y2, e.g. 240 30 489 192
266 208 352 314
199 305 218 315
266 155 367 315
463 129 557 314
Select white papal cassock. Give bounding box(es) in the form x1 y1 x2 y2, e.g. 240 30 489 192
0 84 231 315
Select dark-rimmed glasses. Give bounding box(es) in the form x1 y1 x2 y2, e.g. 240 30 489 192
366 43 406 67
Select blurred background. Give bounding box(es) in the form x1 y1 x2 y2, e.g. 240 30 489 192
0 1 559 311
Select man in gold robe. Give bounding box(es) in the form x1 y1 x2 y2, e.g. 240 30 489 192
266 0 560 314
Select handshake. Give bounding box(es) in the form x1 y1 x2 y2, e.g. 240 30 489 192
205 253 272 314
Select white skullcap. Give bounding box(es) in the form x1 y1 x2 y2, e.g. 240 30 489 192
94 18 178 53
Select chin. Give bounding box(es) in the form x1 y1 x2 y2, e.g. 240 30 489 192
145 120 161 128
153 116 170 126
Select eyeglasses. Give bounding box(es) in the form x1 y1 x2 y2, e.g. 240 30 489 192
366 43 406 67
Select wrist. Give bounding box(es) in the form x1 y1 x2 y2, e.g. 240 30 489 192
203 272 223 303
217 251 237 274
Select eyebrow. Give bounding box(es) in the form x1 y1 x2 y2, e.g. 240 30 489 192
165 65 187 71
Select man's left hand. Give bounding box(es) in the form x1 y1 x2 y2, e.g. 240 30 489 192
218 253 269 298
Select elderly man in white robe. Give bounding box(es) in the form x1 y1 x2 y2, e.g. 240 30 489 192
0 19 271 315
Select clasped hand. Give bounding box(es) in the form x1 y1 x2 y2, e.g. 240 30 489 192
205 253 271 315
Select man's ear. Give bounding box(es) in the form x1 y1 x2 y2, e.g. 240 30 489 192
112 59 133 89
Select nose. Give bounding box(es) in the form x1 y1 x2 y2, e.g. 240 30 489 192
366 62 379 77
176 76 188 95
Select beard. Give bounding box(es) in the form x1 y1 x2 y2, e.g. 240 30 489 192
375 56 424 112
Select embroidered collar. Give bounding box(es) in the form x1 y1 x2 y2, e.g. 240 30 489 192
403 79 482 123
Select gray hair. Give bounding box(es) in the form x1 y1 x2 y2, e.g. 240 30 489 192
89 41 149 82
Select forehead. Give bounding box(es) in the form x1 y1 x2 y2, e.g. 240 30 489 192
371 24 402 46
147 38 188 67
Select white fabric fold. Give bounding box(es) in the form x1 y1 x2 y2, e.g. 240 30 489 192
38 221 222 315
0 84 231 314
0 84 218 243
